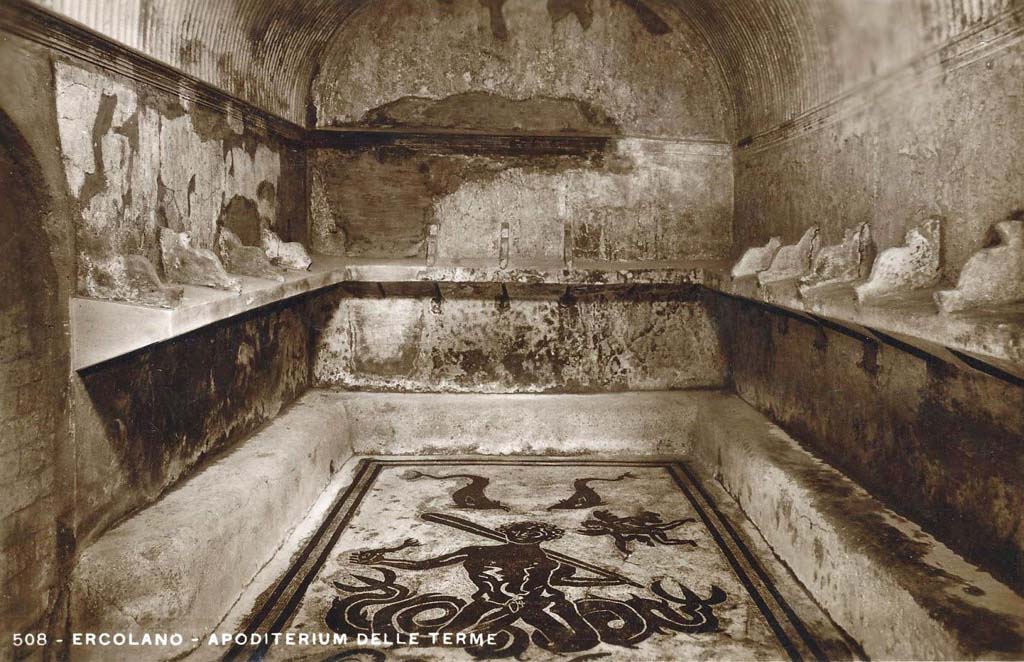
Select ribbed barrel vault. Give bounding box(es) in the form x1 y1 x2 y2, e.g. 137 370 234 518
31 0 1020 134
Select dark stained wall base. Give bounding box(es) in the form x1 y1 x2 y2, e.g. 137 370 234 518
713 295 1024 594
73 300 312 547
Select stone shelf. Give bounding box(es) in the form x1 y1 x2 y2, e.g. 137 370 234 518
720 275 1024 381
73 253 1022 377
71 255 731 370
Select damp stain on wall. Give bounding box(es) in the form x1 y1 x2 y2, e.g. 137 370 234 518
308 137 732 261
716 296 1024 594
74 301 311 545
310 285 726 393
313 0 731 138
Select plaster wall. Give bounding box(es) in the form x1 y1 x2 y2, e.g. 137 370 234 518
310 139 732 261
308 0 734 265
313 0 731 138
734 37 1024 280
311 285 725 393
48 50 313 548
723 11 1024 595
52 61 306 299
0 32 311 656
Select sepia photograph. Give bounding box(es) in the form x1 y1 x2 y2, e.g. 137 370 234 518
0 0 1022 659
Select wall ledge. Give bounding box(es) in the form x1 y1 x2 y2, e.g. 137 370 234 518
718 275 1024 382
72 254 1024 381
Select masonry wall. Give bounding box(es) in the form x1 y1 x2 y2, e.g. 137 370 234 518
54 64 315 551
46 48 313 546
310 138 733 261
312 285 725 393
0 30 311 657
52 60 306 301
0 137 60 655
721 5 1024 594
309 0 734 264
313 0 731 137
307 0 733 391
717 298 1024 594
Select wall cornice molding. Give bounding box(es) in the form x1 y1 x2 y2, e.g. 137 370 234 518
737 5 1024 155
0 0 306 143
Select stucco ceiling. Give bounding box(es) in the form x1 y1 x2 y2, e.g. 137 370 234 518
30 0 1019 135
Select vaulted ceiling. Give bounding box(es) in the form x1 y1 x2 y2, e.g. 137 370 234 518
32 0 1018 137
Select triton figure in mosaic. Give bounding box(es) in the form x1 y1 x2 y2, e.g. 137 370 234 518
329 513 726 659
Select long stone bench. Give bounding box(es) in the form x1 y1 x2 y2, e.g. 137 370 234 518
689 393 1024 660
69 390 354 662
336 390 705 456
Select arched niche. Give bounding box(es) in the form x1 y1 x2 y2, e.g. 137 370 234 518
312 0 733 140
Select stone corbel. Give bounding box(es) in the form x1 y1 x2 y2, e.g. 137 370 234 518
262 228 312 271
757 227 820 285
499 222 511 269
160 228 242 293
854 217 942 305
731 237 782 279
798 222 874 296
563 218 574 269
426 224 439 267
935 218 1024 313
217 228 286 282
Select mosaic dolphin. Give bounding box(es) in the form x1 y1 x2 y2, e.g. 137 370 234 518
402 470 509 511
547 472 637 510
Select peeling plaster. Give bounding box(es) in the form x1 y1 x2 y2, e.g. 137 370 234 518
54 62 283 296
309 138 731 261
313 0 730 138
434 140 733 261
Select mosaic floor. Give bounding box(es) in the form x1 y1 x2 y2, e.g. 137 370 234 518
229 459 856 661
